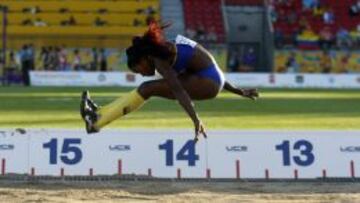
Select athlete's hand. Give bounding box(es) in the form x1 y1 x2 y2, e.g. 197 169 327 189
241 88 259 100
194 119 207 143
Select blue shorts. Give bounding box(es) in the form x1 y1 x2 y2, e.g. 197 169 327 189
196 64 225 90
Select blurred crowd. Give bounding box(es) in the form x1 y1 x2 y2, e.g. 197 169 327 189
228 48 258 72
277 50 360 73
270 0 360 50
0 45 111 86
185 25 218 44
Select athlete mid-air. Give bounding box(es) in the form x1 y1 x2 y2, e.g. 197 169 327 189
80 22 259 142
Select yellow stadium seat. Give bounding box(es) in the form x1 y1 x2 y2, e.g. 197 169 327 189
7 13 151 26
0 0 160 48
1 1 159 13
7 25 148 36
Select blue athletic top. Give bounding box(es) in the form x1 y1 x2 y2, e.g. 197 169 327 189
171 35 225 89
172 35 197 73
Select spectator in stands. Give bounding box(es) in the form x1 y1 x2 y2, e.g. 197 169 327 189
286 11 297 25
60 19 67 26
22 18 32 26
94 17 107 27
4 51 21 85
185 28 196 39
336 27 352 49
133 18 142 27
354 25 360 48
228 52 240 72
73 49 82 71
277 9 287 22
269 4 278 23
47 47 59 70
99 48 108 72
144 6 157 18
34 18 47 27
59 8 69 13
297 23 319 47
339 52 351 73
358 23 360 46
40 46 49 70
136 8 144 14
349 0 360 17
195 24 206 42
274 30 284 49
0 49 3 65
61 16 77 26
207 27 218 43
44 47 52 70
285 52 300 73
91 48 98 71
298 17 309 32
241 48 257 72
19 45 32 86
0 49 4 82
319 26 335 49
28 44 35 71
302 0 318 10
22 6 41 14
8 51 18 69
284 0 296 10
313 2 325 17
323 8 335 24
30 6 41 14
69 16 76 26
59 46 69 71
320 51 332 73
98 8 108 14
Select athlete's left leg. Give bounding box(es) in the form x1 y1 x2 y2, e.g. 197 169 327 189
81 73 221 133
80 88 145 133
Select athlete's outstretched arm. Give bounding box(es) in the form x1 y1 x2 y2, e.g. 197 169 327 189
153 58 207 141
224 81 259 100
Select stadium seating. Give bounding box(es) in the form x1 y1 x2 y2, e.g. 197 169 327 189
273 0 360 48
7 13 148 26
1 0 158 13
0 0 160 48
182 0 225 43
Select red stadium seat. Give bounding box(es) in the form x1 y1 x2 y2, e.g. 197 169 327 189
183 0 225 43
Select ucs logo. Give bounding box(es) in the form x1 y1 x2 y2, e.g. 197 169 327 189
109 145 131 151
0 144 14 150
226 146 248 152
340 146 360 153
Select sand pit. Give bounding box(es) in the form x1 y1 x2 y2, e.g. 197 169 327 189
0 181 360 202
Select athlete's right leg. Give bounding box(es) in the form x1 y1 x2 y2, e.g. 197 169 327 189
138 73 220 100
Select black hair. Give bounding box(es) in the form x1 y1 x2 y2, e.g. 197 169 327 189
126 22 172 71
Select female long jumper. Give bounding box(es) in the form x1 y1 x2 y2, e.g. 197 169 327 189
80 22 259 142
